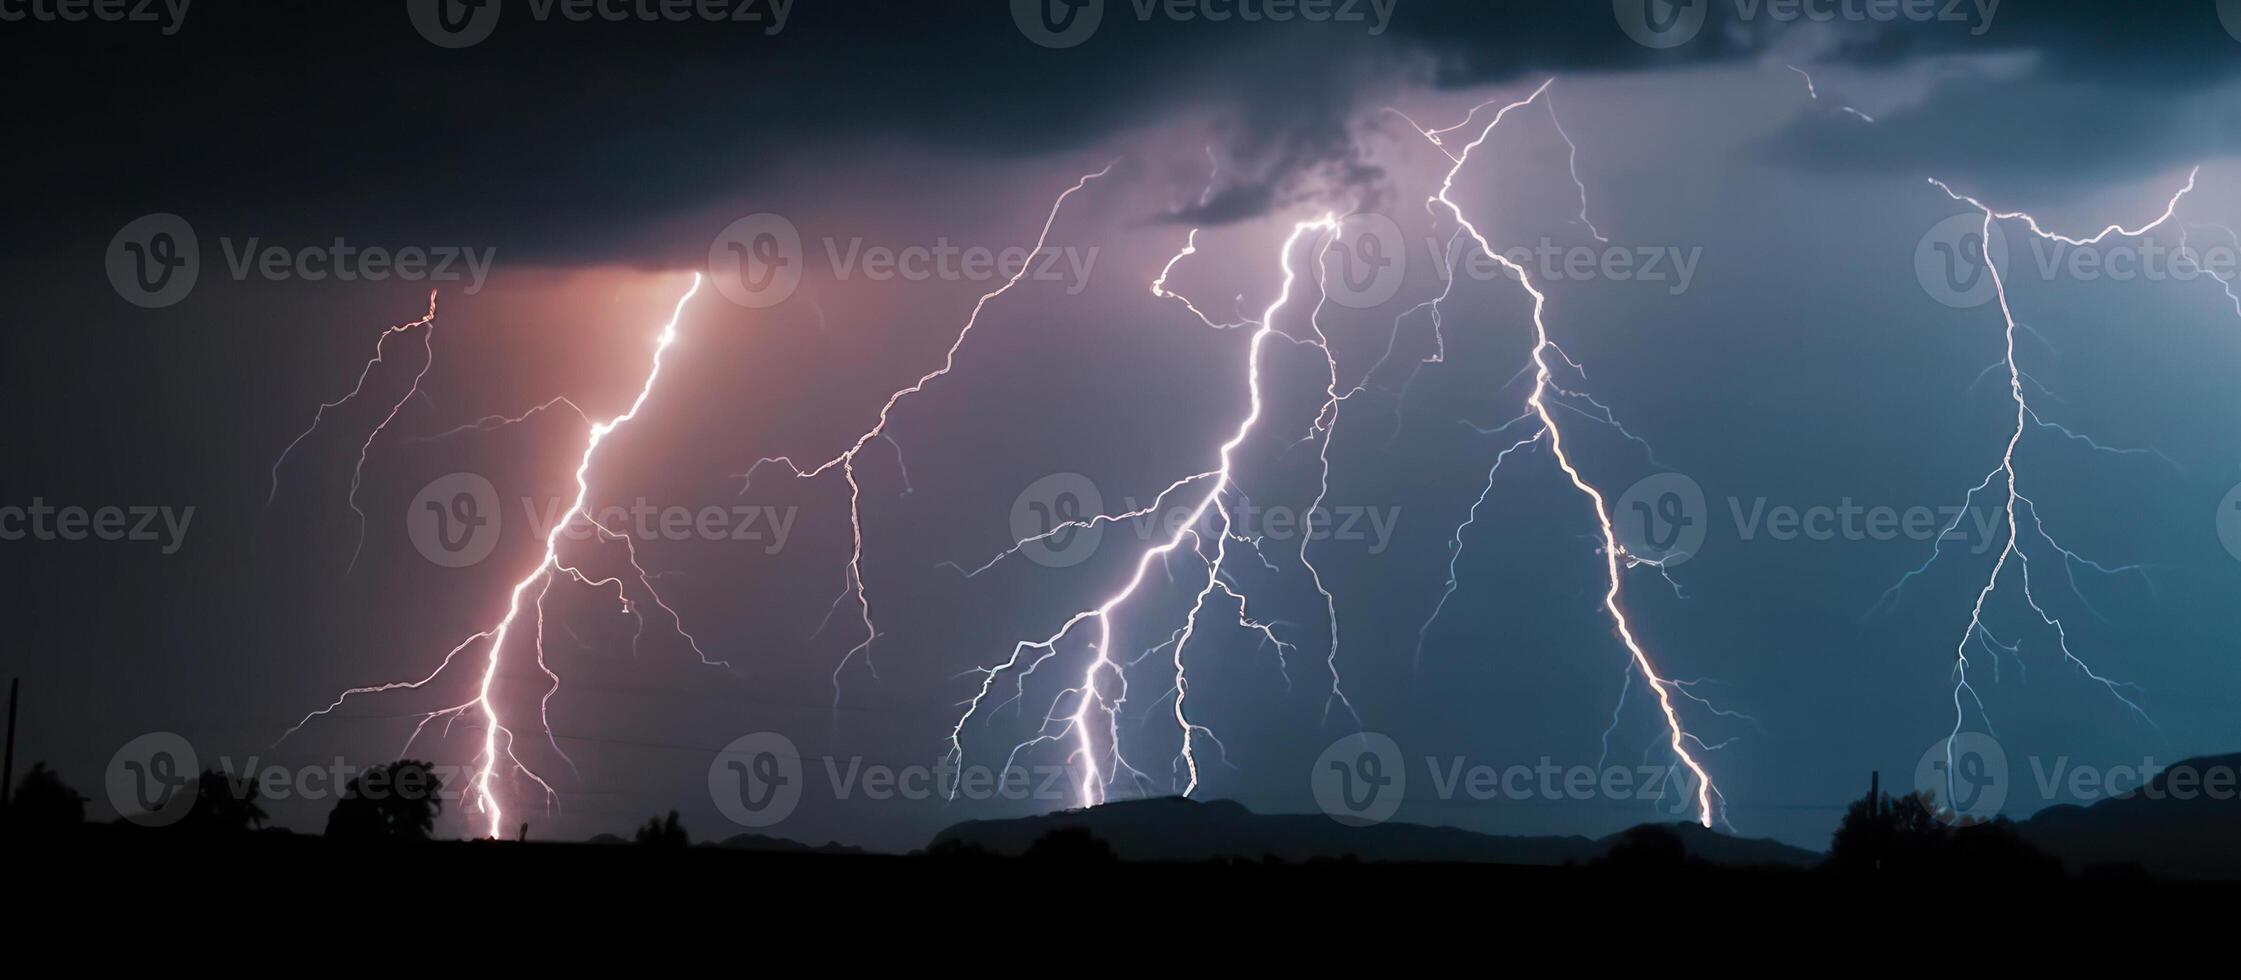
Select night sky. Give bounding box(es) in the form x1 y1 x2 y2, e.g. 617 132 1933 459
5 1 2240 852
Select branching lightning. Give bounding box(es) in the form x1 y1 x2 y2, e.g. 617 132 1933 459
284 276 719 838
1392 79 1723 827
736 165 1117 704
266 292 440 573
949 210 1349 808
262 57 2230 844
1892 172 2199 800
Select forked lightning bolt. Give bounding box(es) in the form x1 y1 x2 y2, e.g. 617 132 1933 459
950 215 1345 806
1394 79 1722 827
738 165 1116 704
266 292 439 573
1891 170 2199 800
284 276 719 838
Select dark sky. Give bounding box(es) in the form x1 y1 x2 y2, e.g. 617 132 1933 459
4 1 2240 851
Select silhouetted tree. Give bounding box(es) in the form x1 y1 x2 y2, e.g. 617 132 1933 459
182 770 267 833
1828 788 1947 872
324 761 444 841
1594 824 1699 872
923 838 995 861
5 762 86 833
1827 786 2058 877
1022 826 1117 863
1943 817 2064 878
635 810 688 847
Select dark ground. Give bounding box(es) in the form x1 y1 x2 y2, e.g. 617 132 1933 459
12 819 2233 950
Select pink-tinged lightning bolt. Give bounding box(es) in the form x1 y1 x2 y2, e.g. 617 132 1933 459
266 292 440 573
1889 171 2196 800
951 215 1343 806
1398 78 1722 827
284 276 716 838
737 165 1117 704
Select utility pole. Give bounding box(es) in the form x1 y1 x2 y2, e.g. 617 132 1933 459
2 677 18 807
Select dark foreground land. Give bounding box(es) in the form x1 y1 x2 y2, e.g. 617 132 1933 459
12 819 2236 945
13 756 2239 947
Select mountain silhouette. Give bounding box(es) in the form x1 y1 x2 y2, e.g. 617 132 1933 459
927 797 1817 867
2018 752 2241 878
714 831 868 856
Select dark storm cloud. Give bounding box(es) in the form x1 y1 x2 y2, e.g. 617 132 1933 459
10 1 2232 266
1753 3 2241 181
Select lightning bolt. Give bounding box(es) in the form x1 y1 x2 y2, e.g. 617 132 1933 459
1787 65 1876 124
1893 171 2196 804
950 212 1344 806
284 275 718 838
266 292 440 573
737 164 1117 704
1396 79 1723 827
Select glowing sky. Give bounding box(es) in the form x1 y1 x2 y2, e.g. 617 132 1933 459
7 3 2241 851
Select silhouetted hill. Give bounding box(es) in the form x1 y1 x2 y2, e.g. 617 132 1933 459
926 797 1817 867
2019 753 2241 879
713 832 867 856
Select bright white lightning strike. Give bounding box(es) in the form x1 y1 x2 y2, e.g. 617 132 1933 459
1398 78 1722 827
1894 170 2200 803
285 275 718 838
950 215 1345 807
